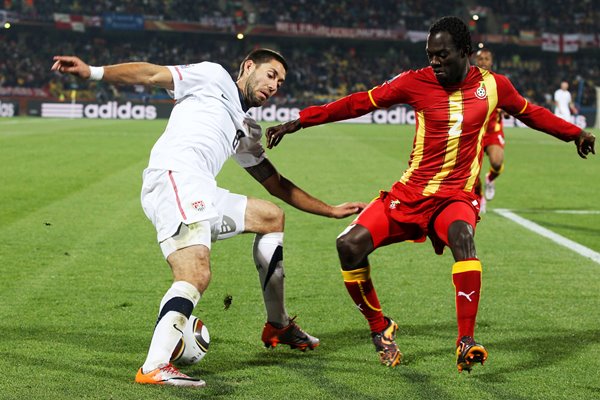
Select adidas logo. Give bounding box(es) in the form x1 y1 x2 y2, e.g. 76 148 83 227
220 216 236 234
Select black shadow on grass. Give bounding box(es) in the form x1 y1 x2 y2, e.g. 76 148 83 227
473 328 600 382
189 328 388 399
0 324 144 366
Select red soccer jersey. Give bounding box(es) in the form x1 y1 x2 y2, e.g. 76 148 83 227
300 66 581 197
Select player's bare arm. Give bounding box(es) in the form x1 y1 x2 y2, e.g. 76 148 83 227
245 159 365 218
265 119 302 149
574 130 596 159
51 55 174 90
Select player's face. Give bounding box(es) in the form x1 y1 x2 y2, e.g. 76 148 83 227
475 50 493 70
426 31 469 86
242 60 286 107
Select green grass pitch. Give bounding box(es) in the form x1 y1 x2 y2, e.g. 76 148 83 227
0 117 599 399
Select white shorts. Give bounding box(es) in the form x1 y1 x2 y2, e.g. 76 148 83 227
141 169 247 258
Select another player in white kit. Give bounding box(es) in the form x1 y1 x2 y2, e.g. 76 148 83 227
52 49 365 388
554 80 577 122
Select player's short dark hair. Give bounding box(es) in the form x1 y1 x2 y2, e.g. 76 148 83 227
429 16 473 56
238 48 288 79
476 47 493 58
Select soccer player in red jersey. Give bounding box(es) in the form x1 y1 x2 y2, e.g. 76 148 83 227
474 48 505 212
266 16 596 372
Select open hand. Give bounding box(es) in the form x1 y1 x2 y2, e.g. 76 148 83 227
51 55 91 79
330 202 367 219
266 119 301 148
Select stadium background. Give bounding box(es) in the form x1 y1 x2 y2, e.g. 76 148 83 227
0 0 598 127
1 2 599 399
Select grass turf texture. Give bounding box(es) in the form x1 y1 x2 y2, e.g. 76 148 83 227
0 117 599 400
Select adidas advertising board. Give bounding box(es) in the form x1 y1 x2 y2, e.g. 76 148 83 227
26 101 587 128
248 105 586 128
0 100 17 117
39 101 158 119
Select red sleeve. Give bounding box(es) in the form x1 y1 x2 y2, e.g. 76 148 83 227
495 73 580 142
299 91 376 128
299 71 415 128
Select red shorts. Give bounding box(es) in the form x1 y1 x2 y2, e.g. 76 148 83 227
482 130 505 149
352 182 480 255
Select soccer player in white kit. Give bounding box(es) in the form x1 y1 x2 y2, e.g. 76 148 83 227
52 49 366 388
554 80 578 122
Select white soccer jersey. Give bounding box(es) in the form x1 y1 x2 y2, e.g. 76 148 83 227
146 62 265 177
554 88 572 120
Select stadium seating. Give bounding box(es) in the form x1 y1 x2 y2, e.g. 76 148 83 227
0 0 597 113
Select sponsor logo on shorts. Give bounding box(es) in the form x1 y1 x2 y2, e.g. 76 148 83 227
220 215 236 234
389 199 401 210
192 200 205 212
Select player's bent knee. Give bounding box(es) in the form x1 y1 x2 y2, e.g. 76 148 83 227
166 245 212 292
336 226 371 267
490 160 504 173
448 220 474 241
268 206 285 231
246 199 285 233
448 221 477 260
259 205 284 233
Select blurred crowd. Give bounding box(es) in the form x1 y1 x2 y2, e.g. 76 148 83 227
477 0 598 34
0 27 597 110
251 0 460 30
0 1 598 110
5 0 599 34
5 0 240 22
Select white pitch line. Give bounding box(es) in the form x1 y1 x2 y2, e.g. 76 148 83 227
494 208 600 265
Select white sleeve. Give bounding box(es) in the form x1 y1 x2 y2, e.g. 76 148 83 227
166 62 220 100
233 117 266 168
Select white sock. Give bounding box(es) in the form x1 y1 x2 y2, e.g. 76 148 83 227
141 281 200 373
253 232 289 327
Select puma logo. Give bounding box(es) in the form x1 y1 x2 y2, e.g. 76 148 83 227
457 290 476 302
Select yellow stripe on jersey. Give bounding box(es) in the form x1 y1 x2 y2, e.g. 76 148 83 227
464 70 498 192
452 260 482 274
400 110 426 184
367 88 379 108
423 90 463 196
516 99 528 115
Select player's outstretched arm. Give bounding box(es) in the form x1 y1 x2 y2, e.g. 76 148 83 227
51 55 174 90
245 159 366 218
266 119 301 149
574 130 596 159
